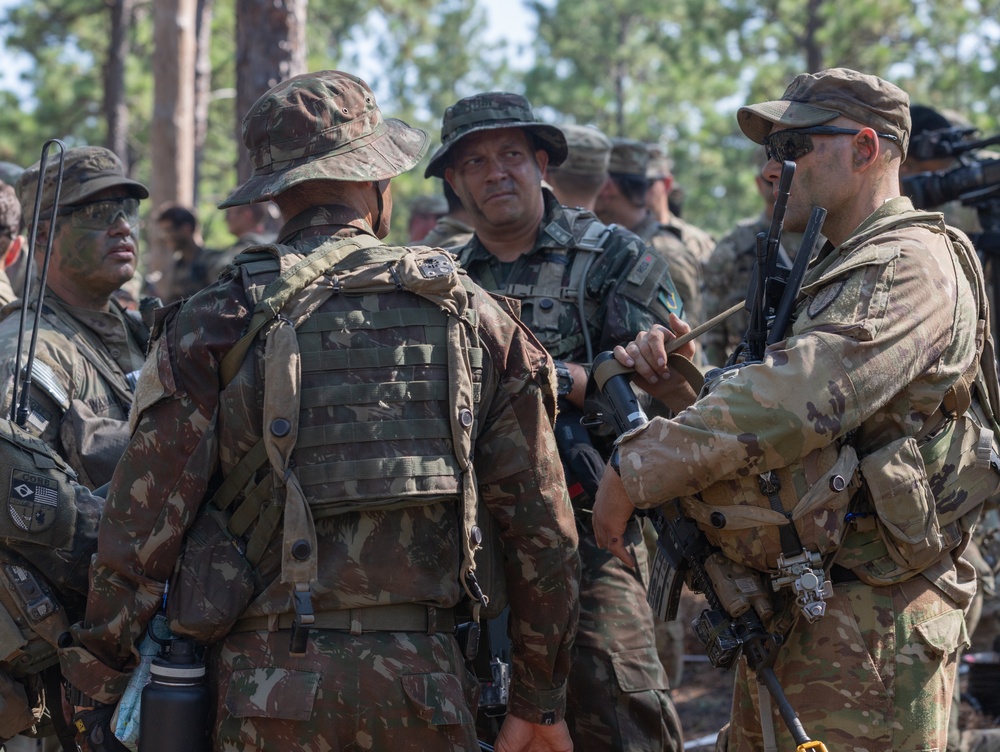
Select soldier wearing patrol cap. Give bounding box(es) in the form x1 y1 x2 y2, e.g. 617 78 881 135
545 123 612 212
595 67 997 752
60 71 580 752
429 90 685 752
597 138 704 328
0 146 150 490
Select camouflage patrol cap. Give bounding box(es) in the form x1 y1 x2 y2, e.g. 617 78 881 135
550 124 611 177
645 144 673 180
424 92 568 178
16 146 148 227
608 138 650 178
409 194 448 216
738 67 911 158
220 71 429 209
0 162 23 187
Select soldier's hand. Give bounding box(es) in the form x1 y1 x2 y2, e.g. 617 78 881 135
495 713 573 752
593 461 636 567
614 315 698 411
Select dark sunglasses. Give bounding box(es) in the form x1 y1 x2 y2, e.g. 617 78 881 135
763 125 901 163
53 197 141 231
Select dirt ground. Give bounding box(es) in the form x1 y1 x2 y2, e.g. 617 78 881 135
667 590 1000 751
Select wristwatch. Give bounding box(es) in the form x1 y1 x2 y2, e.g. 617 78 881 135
553 360 574 397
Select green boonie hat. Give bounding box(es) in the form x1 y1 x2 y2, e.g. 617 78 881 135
220 70 429 209
737 67 911 159
609 138 650 177
551 124 611 177
16 146 149 227
424 92 568 179
645 144 672 180
0 162 23 187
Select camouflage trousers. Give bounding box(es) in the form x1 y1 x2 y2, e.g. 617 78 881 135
726 576 964 752
566 516 683 752
209 628 480 752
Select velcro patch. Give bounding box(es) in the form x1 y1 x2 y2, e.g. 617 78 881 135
8 470 60 533
417 254 456 279
808 280 846 319
627 253 656 286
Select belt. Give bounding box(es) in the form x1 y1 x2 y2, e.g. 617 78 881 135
230 604 456 636
830 564 860 584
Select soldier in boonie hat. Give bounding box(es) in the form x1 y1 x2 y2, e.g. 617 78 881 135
220 70 428 209
16 146 148 228
738 67 910 158
424 92 567 179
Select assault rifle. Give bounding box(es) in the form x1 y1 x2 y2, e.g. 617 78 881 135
587 356 827 752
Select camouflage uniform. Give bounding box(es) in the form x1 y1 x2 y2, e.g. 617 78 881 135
666 216 714 268
60 71 580 752
421 216 474 250
615 69 987 751
702 214 805 367
0 147 149 490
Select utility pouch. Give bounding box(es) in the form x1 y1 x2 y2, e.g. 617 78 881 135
861 436 944 576
682 441 860 573
166 505 255 645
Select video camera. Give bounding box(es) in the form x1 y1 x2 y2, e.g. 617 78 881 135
902 127 1000 210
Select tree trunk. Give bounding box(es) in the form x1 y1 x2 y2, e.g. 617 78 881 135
193 0 215 204
234 0 308 186
105 0 133 171
149 0 197 297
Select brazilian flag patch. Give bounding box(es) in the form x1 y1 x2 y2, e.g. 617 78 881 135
8 470 59 533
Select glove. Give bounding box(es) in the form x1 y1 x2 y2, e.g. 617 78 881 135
73 704 130 752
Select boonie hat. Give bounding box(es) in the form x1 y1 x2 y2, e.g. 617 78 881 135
551 124 611 177
16 146 149 227
608 138 650 178
737 68 910 158
424 92 568 179
220 70 429 208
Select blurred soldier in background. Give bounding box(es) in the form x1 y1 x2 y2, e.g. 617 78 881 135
0 181 25 304
546 124 611 212
420 181 474 249
645 145 715 267
407 193 448 242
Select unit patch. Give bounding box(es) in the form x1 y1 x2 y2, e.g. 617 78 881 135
8 470 59 533
627 253 656 286
808 280 846 319
417 254 456 279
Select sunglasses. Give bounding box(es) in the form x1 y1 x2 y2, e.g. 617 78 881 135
54 197 141 231
762 125 901 163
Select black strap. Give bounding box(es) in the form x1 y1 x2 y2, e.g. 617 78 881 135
41 665 79 752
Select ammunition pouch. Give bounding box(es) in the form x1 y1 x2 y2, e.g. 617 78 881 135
166 505 255 645
680 441 860 574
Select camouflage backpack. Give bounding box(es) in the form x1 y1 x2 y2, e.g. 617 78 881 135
167 234 496 645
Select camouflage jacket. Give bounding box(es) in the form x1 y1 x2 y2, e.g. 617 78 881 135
666 215 715 266
618 197 981 599
702 214 806 367
631 211 703 326
456 190 684 365
61 205 581 723
0 291 146 488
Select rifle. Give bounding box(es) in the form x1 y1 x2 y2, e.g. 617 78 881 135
588 354 828 752
740 160 827 364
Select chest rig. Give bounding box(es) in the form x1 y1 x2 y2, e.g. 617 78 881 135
209 235 486 651
459 211 613 361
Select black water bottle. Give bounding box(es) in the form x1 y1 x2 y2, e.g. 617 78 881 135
139 639 210 752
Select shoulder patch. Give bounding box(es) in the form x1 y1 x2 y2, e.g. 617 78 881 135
808 279 846 319
417 253 456 279
8 469 60 533
627 252 657 287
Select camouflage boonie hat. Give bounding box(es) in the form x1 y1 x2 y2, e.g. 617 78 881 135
646 144 672 180
738 67 911 158
609 138 650 177
220 70 429 209
424 92 568 178
16 146 148 227
0 162 23 187
551 124 611 177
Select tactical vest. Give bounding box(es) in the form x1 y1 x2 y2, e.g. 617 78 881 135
459 211 618 361
680 213 1000 593
168 235 494 642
